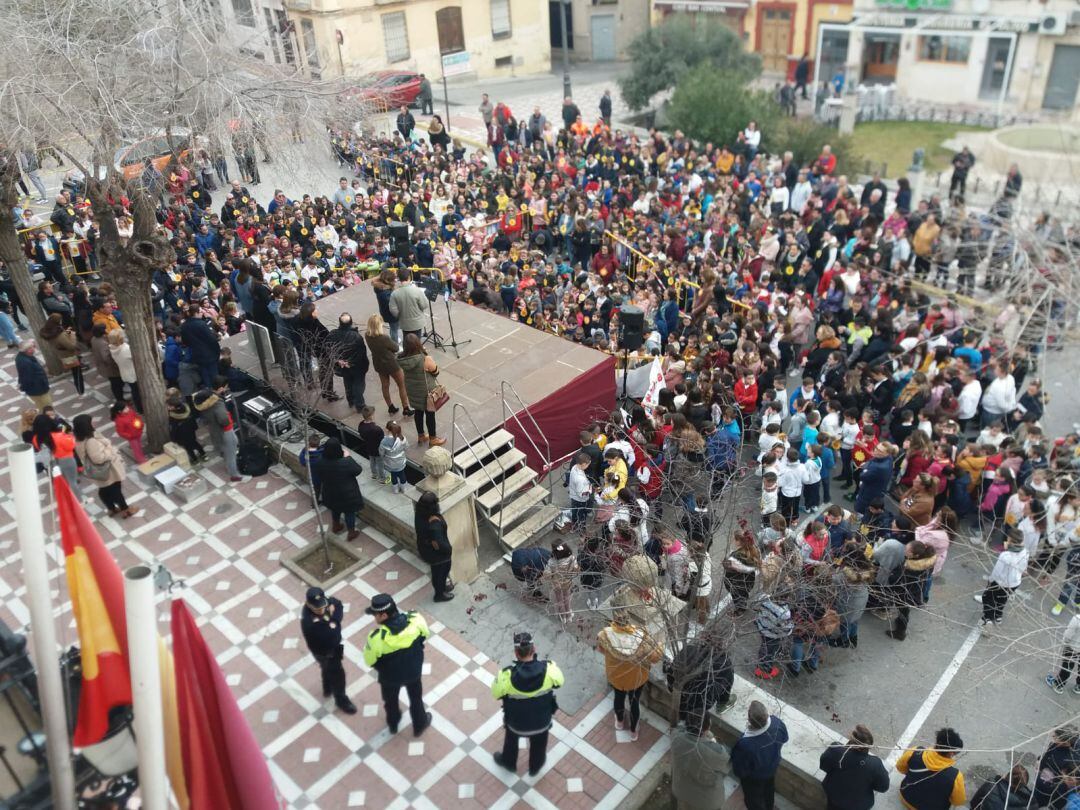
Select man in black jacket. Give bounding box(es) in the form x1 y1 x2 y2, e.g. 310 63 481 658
300 587 357 714
396 106 415 141
179 306 221 389
293 301 339 401
820 725 889 810
326 313 369 411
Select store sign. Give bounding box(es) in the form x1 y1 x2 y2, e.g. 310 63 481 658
441 51 471 77
860 11 1037 31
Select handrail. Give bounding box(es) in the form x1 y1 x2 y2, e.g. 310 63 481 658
500 379 553 484
603 229 656 281
450 401 509 542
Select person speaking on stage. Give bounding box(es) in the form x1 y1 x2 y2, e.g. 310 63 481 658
388 267 429 340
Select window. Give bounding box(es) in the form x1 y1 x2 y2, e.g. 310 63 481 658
382 12 410 62
436 7 465 54
301 19 321 78
275 10 296 65
494 55 513 67
230 0 255 27
918 35 970 64
264 8 281 63
491 0 511 39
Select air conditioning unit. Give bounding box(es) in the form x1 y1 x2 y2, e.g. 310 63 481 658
1069 9 1080 26
1039 13 1066 35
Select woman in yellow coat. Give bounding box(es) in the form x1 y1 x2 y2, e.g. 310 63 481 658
596 611 663 741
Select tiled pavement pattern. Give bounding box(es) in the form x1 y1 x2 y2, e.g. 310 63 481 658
0 347 681 809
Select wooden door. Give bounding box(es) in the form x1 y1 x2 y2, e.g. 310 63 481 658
436 6 465 54
759 9 791 73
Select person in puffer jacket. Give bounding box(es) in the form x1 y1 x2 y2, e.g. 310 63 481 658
597 612 663 740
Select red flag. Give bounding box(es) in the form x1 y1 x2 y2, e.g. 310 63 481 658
54 475 132 746
170 599 283 810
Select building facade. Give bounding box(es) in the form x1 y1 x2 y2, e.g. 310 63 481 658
816 0 1080 113
554 0 650 62
648 0 854 78
281 0 550 81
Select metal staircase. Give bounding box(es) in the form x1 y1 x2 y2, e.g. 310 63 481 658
449 382 557 550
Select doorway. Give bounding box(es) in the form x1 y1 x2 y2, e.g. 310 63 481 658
591 14 616 61
1043 44 1080 110
436 6 465 54
549 0 574 50
979 37 1013 101
862 34 900 84
759 8 792 73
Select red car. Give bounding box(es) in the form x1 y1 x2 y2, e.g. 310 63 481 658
355 70 423 110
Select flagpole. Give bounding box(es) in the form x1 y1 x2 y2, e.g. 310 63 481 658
8 444 76 810
123 565 169 810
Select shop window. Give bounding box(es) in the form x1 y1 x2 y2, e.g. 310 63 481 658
918 35 970 64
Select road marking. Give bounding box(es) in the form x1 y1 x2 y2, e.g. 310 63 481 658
885 624 983 769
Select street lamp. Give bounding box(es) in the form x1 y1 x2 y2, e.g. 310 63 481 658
558 0 572 99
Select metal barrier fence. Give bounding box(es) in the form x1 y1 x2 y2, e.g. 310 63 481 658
17 222 93 278
603 230 655 281
353 149 413 189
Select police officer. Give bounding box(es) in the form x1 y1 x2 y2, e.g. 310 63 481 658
299 587 357 714
361 593 432 736
491 632 564 776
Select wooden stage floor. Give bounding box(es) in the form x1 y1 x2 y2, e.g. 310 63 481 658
223 281 610 465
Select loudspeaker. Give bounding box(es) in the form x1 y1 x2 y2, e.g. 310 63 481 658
388 221 410 259
619 304 645 352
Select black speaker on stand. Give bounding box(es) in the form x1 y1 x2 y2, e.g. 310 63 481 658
388 221 410 260
618 304 645 402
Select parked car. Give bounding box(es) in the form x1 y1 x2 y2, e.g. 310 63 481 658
354 70 423 109
113 128 192 181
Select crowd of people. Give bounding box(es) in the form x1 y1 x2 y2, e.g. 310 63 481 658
3 87 1080 810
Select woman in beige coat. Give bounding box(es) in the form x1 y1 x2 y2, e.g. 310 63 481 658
73 414 134 517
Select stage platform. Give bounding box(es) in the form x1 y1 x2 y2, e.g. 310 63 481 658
223 281 613 467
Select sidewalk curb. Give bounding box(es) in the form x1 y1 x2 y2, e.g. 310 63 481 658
625 748 669 809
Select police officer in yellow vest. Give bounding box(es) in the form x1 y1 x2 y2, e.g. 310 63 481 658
362 593 432 736
491 632 564 776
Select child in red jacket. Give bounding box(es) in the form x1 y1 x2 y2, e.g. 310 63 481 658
734 371 759 419
111 401 146 463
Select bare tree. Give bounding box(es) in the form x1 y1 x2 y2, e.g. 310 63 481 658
276 325 352 575
0 0 381 449
0 150 61 372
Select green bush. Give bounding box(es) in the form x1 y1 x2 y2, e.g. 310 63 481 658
665 65 779 149
773 118 858 175
619 17 761 112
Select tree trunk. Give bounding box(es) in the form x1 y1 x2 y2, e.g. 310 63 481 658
0 204 63 375
107 261 169 451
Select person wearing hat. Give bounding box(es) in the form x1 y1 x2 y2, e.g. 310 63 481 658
491 631 564 776
819 725 889 810
300 587 356 714
361 594 432 736
896 727 966 810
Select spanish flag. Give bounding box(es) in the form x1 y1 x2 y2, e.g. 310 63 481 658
54 475 190 807
171 599 284 810
54 474 132 746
